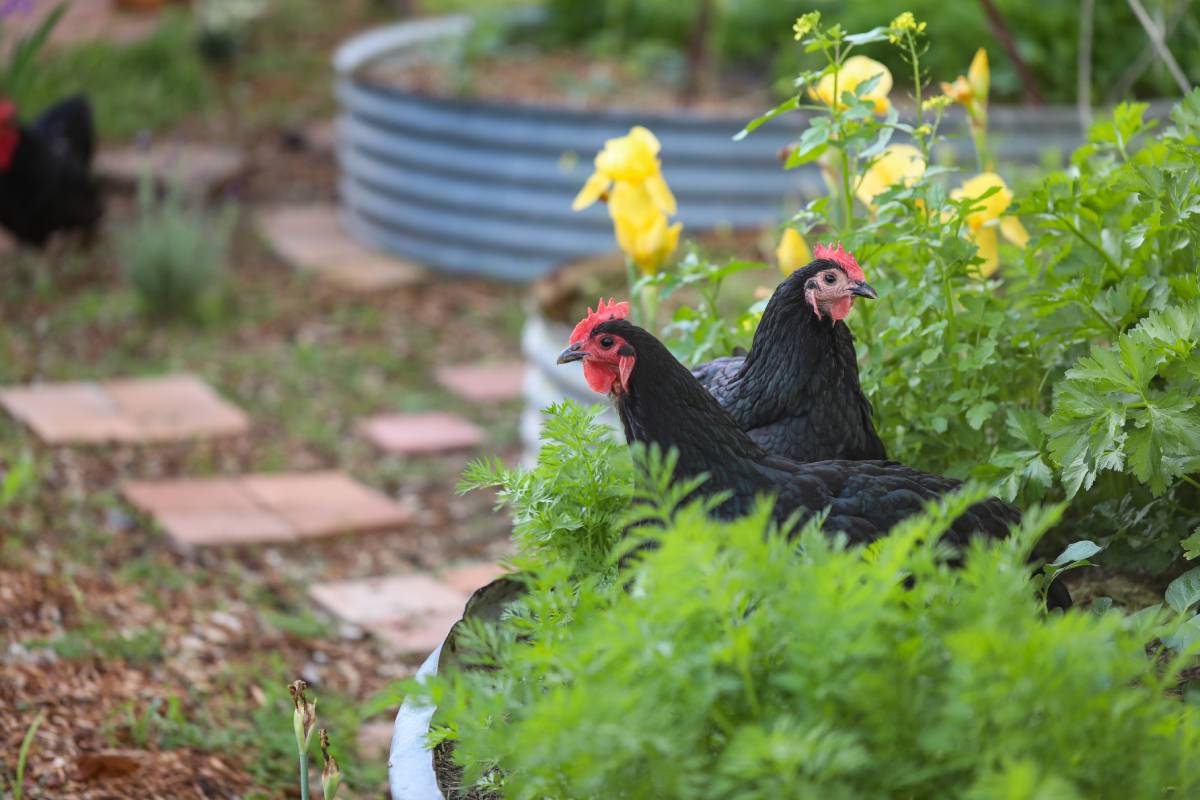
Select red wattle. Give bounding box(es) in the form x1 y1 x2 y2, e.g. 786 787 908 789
583 361 618 394
828 296 854 321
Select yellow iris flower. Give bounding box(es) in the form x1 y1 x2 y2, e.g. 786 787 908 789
855 144 925 208
951 172 1029 277
810 56 893 114
776 228 812 276
573 125 682 275
610 182 682 274
942 48 989 124
572 125 676 215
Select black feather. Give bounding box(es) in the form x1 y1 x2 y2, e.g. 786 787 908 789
593 319 1070 608
692 259 887 463
0 95 103 247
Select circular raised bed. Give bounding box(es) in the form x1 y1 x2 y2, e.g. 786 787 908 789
333 14 819 281
333 14 1140 282
388 643 445 800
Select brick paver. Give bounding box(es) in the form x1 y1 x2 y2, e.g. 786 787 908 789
122 472 411 551
357 411 486 455
435 362 526 403
439 562 507 595
258 205 424 291
97 142 247 198
241 472 411 539
0 374 248 445
309 562 506 655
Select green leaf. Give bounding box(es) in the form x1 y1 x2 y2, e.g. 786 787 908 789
1164 614 1200 652
734 96 800 142
842 26 889 45
1166 568 1200 614
785 120 831 168
1182 528 1200 560
1050 540 1102 567
965 401 997 431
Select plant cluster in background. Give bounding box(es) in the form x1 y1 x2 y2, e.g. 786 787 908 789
534 0 1198 104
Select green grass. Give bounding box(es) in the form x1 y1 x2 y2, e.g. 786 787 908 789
14 13 212 140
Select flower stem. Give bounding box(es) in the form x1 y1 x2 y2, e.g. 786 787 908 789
840 147 854 233
624 258 643 327
299 751 310 800
907 34 927 152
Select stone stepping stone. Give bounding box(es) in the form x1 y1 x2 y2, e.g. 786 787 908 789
309 562 506 654
97 142 247 198
258 204 425 291
357 411 486 455
122 471 412 551
435 362 526 403
0 374 249 445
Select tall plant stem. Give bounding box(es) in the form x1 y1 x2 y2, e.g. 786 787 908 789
829 43 854 233
299 751 310 800
907 34 927 158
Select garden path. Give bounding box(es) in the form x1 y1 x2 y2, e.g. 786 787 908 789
259 204 427 291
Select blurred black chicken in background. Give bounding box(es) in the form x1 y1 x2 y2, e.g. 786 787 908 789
0 94 103 247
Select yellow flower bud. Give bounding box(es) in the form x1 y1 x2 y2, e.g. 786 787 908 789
792 11 820 40
776 228 812 276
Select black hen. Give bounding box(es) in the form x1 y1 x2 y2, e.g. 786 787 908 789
559 316 1071 608
0 95 103 247
693 243 886 462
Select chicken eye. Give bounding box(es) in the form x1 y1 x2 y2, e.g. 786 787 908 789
599 335 615 348
823 271 837 284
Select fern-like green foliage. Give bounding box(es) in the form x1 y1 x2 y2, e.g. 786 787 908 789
427 478 1200 799
459 401 633 574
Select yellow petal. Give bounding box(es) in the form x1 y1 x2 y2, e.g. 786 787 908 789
595 127 660 182
973 225 1000 277
855 144 925 207
609 181 658 231
571 172 610 211
968 48 989 103
941 76 973 104
776 228 811 275
627 125 661 156
999 215 1029 247
636 213 669 273
954 172 1013 227
810 56 892 115
613 213 639 259
644 173 677 216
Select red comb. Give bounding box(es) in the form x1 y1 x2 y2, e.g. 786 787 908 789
570 297 631 344
0 100 18 172
814 241 865 282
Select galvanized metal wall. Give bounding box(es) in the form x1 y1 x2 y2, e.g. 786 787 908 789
333 16 1112 282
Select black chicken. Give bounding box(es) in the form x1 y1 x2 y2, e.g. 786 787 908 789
0 95 103 247
692 242 887 462
558 313 1071 608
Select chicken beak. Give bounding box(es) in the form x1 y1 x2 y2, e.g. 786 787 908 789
849 281 878 300
557 343 585 364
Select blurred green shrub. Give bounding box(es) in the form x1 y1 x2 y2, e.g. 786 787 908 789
535 0 1197 103
118 177 235 324
10 12 211 139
